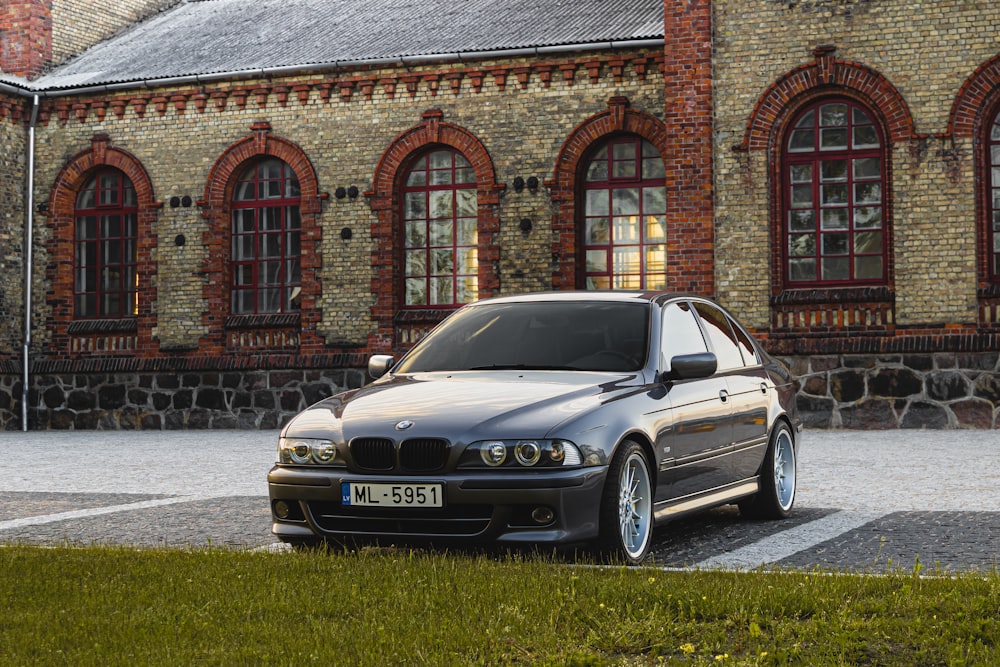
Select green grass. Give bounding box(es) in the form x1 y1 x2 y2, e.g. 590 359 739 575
1 545 998 666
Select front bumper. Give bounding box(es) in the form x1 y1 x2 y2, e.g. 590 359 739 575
268 465 607 546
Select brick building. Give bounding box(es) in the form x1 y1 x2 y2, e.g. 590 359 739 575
0 0 998 430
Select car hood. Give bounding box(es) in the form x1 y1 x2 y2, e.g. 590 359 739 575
283 371 640 442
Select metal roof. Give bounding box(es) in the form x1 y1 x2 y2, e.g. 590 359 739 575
30 0 664 92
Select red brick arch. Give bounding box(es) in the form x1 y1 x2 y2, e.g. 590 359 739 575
549 97 669 290
949 53 1000 138
368 109 501 353
741 48 915 152
200 122 323 353
46 133 158 356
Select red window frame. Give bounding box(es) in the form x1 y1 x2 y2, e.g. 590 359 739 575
73 168 138 319
782 99 887 287
580 135 667 290
400 148 478 308
987 109 1000 282
230 159 302 314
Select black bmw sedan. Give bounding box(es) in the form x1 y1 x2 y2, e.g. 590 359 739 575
268 291 801 563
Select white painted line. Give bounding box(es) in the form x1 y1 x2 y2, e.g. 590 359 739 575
0 495 215 531
693 510 887 571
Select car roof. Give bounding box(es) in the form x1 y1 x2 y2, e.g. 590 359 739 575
467 290 694 306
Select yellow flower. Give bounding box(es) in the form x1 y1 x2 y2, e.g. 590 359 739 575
714 653 729 661
680 643 696 655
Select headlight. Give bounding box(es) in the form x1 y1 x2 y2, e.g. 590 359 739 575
278 437 343 466
460 439 585 468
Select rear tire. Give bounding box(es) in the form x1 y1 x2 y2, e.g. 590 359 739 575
597 441 653 564
739 422 796 519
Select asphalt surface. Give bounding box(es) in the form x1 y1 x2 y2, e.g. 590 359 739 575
1 429 998 572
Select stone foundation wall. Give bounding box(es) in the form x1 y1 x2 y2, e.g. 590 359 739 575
787 352 1000 429
0 367 366 430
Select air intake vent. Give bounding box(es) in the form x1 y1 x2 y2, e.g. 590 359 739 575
399 438 448 471
350 438 395 470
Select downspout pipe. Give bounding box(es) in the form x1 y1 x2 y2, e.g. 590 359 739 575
22 95 39 431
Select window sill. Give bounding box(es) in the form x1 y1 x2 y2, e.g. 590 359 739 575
67 318 138 335
771 286 894 306
224 313 301 330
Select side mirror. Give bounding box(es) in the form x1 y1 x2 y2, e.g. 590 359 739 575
662 352 717 382
367 354 395 379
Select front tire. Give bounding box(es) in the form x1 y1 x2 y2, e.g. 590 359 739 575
740 422 796 519
598 441 653 564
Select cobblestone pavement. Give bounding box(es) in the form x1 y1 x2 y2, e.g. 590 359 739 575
1 429 997 572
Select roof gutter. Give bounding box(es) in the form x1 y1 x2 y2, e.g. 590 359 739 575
1 39 665 98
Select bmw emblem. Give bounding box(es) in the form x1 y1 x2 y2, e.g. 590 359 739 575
395 420 414 430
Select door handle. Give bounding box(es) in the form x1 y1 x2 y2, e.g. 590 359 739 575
719 389 729 403
760 382 768 394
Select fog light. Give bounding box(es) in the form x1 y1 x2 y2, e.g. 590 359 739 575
531 507 555 525
481 441 507 466
274 501 292 520
515 440 541 466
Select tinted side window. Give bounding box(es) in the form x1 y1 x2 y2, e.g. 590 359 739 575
730 318 760 366
660 302 708 372
693 302 745 371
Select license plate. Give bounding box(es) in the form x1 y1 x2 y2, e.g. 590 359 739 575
341 482 444 508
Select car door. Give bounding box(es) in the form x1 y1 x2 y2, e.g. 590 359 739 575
653 301 734 502
692 302 771 482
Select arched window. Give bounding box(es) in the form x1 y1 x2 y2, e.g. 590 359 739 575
230 158 301 314
401 148 478 307
581 136 667 290
987 110 1000 281
74 168 137 318
783 99 886 286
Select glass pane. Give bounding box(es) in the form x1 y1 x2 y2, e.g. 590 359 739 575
587 276 611 290
233 236 253 261
101 215 121 237
261 207 282 231
285 207 301 230
286 177 300 199
789 258 816 282
455 167 476 184
258 261 281 285
991 121 1000 142
406 170 426 187
992 168 1000 188
613 142 637 161
431 249 453 274
456 218 477 245
855 206 882 229
585 190 609 216
455 189 476 217
286 258 301 283
586 158 608 182
429 277 451 305
822 233 848 255
257 288 280 313
821 208 848 230
405 221 426 248
855 182 882 205
123 186 137 207
586 218 610 244
790 184 812 207
429 220 452 247
788 129 814 152
642 187 667 214
645 216 666 242
455 276 477 304
430 150 452 169
820 104 848 126
614 274 641 290
795 110 815 128
124 214 138 237
77 216 98 240
613 216 639 243
789 209 815 232
789 233 816 257
852 108 872 125
854 157 880 179
405 193 426 221
405 249 427 276
612 189 640 215
430 168 453 186
456 247 477 274
821 160 848 182
406 278 427 305
855 255 883 280
232 264 252 287
853 126 879 148
232 209 254 233
645 244 666 273
790 164 812 183
285 231 301 257
258 234 280 259
232 289 252 314
77 187 95 209
821 183 848 205
820 128 848 150
822 257 849 281
645 274 667 290
429 191 452 218
642 157 665 179
611 159 636 179
103 239 121 264
855 231 883 254
586 249 607 273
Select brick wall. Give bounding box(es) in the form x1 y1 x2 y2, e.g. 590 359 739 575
0 95 26 360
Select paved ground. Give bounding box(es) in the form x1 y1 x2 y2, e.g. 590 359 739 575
1 429 998 572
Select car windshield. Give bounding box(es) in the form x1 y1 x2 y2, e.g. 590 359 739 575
395 301 650 373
